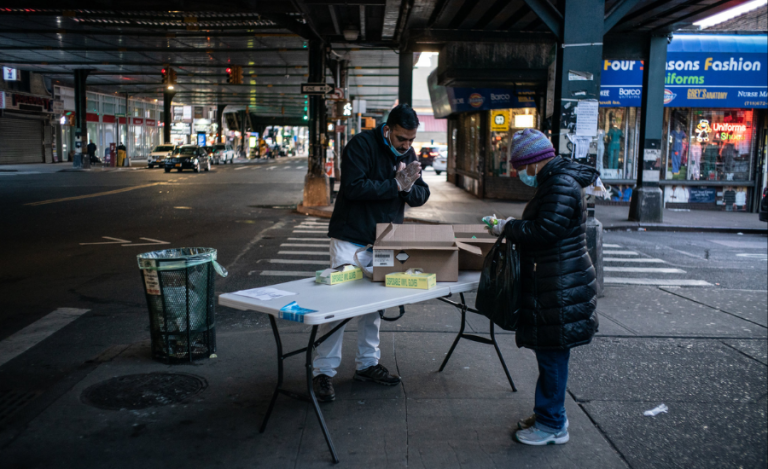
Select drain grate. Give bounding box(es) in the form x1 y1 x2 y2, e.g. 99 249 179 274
0 389 40 424
81 373 207 410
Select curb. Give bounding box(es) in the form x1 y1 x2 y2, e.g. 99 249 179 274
296 205 766 234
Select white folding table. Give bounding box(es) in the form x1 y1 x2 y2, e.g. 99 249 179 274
218 271 516 463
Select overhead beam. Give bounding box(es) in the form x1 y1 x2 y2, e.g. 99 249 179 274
328 5 341 35
604 0 643 33
0 29 299 38
360 5 367 41
522 0 563 40
406 28 556 46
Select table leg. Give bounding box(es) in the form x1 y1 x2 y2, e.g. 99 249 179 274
260 315 283 433
437 293 517 392
306 325 340 463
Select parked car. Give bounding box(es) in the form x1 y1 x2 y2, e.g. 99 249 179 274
210 144 235 164
759 187 767 222
147 144 175 168
164 145 211 173
433 148 447 175
418 146 440 168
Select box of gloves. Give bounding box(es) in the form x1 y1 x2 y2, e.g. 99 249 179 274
315 264 363 285
452 224 500 271
372 223 481 282
385 269 436 289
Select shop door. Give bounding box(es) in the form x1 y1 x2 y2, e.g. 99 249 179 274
0 116 44 164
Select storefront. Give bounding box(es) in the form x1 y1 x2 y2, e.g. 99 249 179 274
430 34 767 212
0 91 53 164
597 34 767 211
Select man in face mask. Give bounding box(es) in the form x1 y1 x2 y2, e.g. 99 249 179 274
315 104 430 402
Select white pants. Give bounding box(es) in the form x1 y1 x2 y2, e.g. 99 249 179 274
312 238 381 378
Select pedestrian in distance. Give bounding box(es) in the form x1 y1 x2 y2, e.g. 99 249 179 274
487 128 599 446
313 104 429 402
87 139 97 163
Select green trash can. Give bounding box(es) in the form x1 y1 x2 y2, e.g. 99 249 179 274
137 248 228 363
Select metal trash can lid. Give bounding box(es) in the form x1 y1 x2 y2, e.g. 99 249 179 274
137 247 228 277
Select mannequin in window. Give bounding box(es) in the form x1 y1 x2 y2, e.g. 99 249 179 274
606 120 623 170
688 142 701 180
720 132 735 175
702 141 719 180
669 123 686 175
596 128 605 176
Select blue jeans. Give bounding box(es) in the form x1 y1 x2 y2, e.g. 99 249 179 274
533 348 571 433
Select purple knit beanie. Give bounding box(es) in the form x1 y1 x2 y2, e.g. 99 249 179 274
509 128 555 169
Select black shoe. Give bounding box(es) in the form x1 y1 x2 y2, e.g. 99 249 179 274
353 364 401 386
313 374 335 402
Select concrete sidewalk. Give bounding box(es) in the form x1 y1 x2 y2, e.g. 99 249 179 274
0 285 764 468
298 173 767 233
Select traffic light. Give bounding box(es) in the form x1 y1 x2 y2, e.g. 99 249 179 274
169 68 177 84
234 66 243 85
161 68 168 84
226 67 233 84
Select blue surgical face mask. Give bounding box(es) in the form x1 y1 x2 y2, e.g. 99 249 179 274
384 127 407 157
519 165 539 187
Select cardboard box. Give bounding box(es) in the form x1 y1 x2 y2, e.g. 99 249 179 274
372 223 481 282
385 271 437 289
452 224 499 271
315 265 363 285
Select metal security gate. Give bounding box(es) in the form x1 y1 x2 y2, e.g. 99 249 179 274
0 116 44 164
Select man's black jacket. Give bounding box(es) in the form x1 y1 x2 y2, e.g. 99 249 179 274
328 125 430 245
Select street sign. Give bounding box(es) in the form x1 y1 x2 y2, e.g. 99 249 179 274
3 67 18 81
301 83 333 94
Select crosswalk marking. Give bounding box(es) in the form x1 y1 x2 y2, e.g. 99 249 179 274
280 243 331 248
604 258 666 263
0 308 90 367
260 270 315 277
605 278 713 286
287 237 329 242
293 230 327 234
603 244 621 248
278 250 330 256
234 166 250 171
268 259 329 265
605 267 686 274
603 250 639 255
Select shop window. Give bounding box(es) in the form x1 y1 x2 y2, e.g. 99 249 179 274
665 108 754 182
103 103 115 115
597 108 640 179
86 99 99 114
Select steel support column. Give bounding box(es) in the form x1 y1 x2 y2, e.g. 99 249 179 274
73 69 89 168
216 104 226 144
303 40 330 207
548 0 605 295
628 35 667 223
398 51 413 106
163 90 175 144
240 110 247 157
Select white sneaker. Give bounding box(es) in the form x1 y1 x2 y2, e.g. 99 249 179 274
515 426 570 446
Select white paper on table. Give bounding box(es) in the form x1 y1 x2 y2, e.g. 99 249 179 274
232 287 297 301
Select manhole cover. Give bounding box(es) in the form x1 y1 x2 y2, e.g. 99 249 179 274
81 373 207 410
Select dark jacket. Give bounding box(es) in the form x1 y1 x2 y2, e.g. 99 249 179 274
328 125 430 245
505 156 599 350
87 142 97 156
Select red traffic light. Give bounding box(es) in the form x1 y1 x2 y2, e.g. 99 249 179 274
226 68 232 74
161 68 166 74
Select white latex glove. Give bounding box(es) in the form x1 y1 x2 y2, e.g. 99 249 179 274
491 217 515 236
395 161 421 192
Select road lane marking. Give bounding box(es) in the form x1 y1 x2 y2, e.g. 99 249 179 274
287 238 329 242
268 259 328 265
604 258 666 263
605 267 686 274
260 271 315 277
280 243 331 248
80 236 131 245
605 278 712 286
603 251 639 255
278 251 330 256
25 182 164 206
604 244 621 248
293 230 327 234
234 166 251 170
0 308 90 368
124 238 171 247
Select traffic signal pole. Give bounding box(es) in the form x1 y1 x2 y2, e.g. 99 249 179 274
302 40 331 207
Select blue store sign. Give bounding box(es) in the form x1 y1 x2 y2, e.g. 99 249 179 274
601 35 767 108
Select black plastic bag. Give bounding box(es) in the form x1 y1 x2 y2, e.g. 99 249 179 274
474 234 521 331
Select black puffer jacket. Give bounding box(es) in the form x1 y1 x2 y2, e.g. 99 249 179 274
505 156 599 350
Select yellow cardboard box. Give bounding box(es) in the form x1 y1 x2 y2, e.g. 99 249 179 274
315 265 363 285
385 272 437 290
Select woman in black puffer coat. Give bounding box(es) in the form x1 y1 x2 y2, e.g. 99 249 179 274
491 129 598 446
